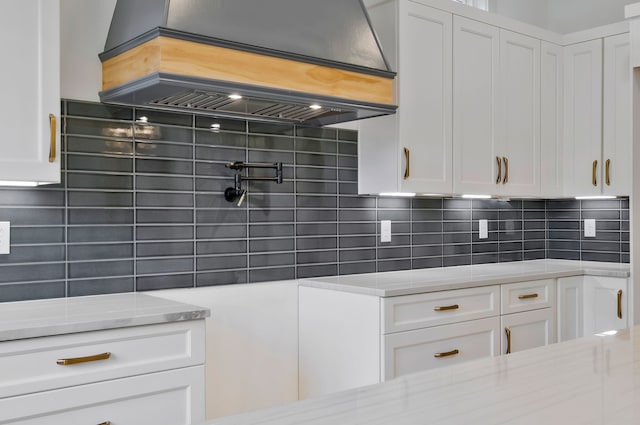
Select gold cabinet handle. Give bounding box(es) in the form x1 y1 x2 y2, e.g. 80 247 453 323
617 290 623 319
48 114 57 163
98 422 112 425
434 349 459 358
605 159 611 186
496 156 502 184
403 147 410 180
57 352 111 366
505 327 512 354
434 304 459 312
592 160 598 187
502 157 509 184
518 293 539 300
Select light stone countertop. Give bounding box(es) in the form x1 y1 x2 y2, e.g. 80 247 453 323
201 325 640 425
299 259 631 297
0 293 210 342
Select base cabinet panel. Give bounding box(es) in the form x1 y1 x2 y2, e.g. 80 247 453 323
0 366 205 425
501 308 555 355
583 276 628 336
382 317 500 380
557 276 584 342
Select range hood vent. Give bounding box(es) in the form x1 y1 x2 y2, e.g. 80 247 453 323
99 0 396 127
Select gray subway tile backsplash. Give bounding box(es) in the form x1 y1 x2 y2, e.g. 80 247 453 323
0 99 629 302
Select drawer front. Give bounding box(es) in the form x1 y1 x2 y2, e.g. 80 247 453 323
0 320 205 398
382 316 500 380
382 285 500 333
0 365 205 425
501 279 555 314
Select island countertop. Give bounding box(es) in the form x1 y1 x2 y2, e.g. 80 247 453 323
202 325 639 425
299 259 630 297
0 292 210 341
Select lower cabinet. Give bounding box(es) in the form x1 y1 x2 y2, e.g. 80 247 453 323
557 276 628 341
382 317 500 380
501 308 555 354
0 320 206 425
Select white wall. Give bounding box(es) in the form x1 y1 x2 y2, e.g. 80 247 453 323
60 0 116 101
152 282 299 420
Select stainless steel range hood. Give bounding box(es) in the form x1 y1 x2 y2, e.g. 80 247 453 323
99 0 396 126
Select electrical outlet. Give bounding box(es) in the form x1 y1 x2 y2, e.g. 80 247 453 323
0 222 10 254
479 219 488 239
584 219 596 238
381 220 392 243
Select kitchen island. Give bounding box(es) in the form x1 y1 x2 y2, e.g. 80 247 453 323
203 325 639 425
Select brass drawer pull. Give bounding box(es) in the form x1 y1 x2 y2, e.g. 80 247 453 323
505 327 512 354
57 352 111 366
592 160 598 186
403 147 410 180
617 290 623 319
605 159 611 186
98 422 111 425
518 293 539 300
502 156 509 184
49 114 57 163
434 304 459 312
496 156 502 184
434 349 459 358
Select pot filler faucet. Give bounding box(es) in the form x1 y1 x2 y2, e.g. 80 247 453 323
224 162 283 206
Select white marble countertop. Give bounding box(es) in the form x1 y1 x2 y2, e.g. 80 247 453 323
202 326 640 425
299 259 630 297
0 293 210 342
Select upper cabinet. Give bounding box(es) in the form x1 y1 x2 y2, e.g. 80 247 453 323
359 1 453 195
0 0 61 185
562 33 630 197
358 0 629 199
453 17 541 197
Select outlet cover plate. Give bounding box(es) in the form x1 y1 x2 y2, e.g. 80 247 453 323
381 220 392 243
584 219 596 238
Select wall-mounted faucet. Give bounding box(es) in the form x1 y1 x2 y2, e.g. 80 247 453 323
224 162 283 207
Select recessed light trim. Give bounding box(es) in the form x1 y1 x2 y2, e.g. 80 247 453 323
228 94 243 100
309 104 322 110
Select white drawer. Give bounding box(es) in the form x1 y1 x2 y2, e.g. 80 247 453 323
381 285 500 333
0 320 205 398
501 279 555 314
382 316 501 380
0 365 205 425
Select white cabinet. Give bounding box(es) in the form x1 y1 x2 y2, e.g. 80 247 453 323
453 17 541 196
0 0 61 185
583 276 628 336
359 1 453 195
557 276 628 341
0 320 206 425
602 33 632 196
501 309 555 354
453 16 500 195
563 34 631 196
540 42 564 197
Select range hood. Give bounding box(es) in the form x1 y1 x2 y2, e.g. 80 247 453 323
99 0 396 127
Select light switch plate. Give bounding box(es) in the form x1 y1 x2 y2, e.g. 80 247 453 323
380 220 392 243
584 219 596 238
0 222 10 254
479 219 488 239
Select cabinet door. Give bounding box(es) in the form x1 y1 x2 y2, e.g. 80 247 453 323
498 29 540 197
0 0 60 184
603 33 631 196
563 40 603 196
382 316 500 380
501 308 555 355
453 16 500 195
583 276 628 336
541 42 564 197
398 2 453 194
557 276 584 342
